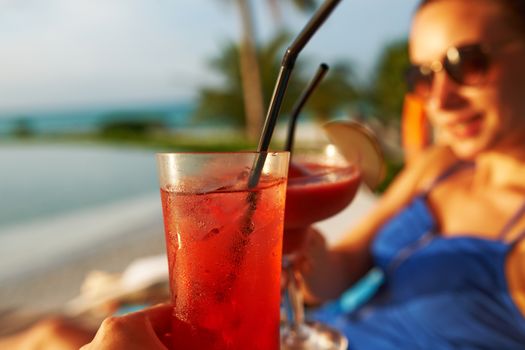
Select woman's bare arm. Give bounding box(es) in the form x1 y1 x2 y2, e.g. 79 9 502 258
301 145 456 303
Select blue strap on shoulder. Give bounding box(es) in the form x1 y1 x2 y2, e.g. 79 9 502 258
498 200 525 242
422 161 475 194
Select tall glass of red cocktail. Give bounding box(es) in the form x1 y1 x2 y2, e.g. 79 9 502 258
281 144 360 350
157 152 289 350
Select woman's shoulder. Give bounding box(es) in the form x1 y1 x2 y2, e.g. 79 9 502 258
367 145 458 218
405 145 460 192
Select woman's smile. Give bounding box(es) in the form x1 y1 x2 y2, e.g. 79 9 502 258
446 113 484 139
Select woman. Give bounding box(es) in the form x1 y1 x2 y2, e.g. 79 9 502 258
305 0 525 348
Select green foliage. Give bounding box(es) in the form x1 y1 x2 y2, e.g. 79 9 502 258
375 157 404 193
12 117 34 138
192 41 245 127
259 31 297 109
306 62 359 120
369 39 410 124
98 112 167 139
192 32 311 128
12 131 254 153
289 0 318 11
193 30 360 128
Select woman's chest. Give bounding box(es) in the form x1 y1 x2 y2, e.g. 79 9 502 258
371 200 509 295
427 177 525 240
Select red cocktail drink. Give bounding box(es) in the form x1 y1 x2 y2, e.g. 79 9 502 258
280 145 359 350
157 152 289 350
283 160 361 256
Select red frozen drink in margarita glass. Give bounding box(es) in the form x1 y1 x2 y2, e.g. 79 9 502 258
280 121 384 350
283 146 361 256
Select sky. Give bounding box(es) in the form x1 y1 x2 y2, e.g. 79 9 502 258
0 0 420 115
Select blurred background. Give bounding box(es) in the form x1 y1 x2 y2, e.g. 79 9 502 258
0 0 419 320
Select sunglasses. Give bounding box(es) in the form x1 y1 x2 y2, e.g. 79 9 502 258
406 43 493 99
406 39 525 98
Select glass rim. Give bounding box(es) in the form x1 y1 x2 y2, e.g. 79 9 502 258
156 150 290 156
287 164 360 186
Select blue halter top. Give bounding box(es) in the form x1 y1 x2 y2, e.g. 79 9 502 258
313 162 525 349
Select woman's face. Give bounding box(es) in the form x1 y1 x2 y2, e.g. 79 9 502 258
410 0 525 159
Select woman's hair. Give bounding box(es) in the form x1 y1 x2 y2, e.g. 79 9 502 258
417 0 525 37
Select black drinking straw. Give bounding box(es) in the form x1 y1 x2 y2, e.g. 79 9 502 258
284 63 329 154
247 0 342 189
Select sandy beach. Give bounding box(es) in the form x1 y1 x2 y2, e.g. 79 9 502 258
0 194 166 312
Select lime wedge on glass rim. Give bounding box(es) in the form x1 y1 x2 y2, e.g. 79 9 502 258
323 120 386 190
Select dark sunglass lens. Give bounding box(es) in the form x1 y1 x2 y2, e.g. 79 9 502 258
446 45 490 85
406 65 433 97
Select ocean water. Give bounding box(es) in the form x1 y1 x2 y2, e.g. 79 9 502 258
0 102 195 135
0 143 160 230
0 102 328 231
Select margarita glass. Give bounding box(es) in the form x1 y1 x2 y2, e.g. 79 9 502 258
281 144 360 350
